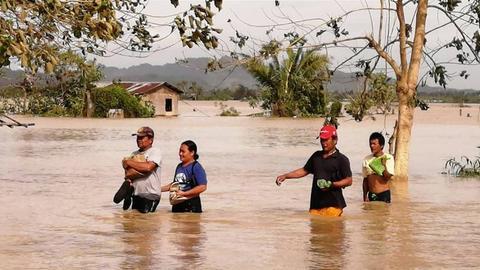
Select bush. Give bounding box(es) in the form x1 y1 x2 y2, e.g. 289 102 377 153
217 102 240 116
220 107 240 116
93 85 155 118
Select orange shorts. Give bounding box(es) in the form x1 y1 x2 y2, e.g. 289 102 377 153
309 207 343 217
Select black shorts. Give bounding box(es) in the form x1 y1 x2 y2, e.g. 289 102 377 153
368 190 391 203
132 195 159 213
172 196 202 213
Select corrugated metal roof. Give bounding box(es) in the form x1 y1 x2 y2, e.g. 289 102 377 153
112 82 183 95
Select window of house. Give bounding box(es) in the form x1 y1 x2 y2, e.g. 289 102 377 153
165 98 173 112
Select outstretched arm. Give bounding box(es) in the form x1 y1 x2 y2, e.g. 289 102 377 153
276 168 309 186
161 182 172 192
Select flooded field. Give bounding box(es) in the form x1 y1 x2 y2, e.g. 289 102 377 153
1 104 479 269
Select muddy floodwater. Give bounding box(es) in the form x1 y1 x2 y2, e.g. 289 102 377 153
1 109 479 269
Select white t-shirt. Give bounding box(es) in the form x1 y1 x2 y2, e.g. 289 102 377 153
131 147 162 199
362 153 395 178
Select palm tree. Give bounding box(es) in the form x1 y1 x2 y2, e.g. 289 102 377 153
246 47 329 117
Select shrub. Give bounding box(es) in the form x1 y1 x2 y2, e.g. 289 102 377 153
92 85 154 118
217 102 240 116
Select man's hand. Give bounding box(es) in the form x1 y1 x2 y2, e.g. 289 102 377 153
275 175 286 186
317 179 332 191
125 167 145 180
381 156 387 166
122 158 129 169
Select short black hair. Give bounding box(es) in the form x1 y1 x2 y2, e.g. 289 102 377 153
369 132 385 147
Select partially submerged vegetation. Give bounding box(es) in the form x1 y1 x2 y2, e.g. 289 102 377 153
93 85 155 118
216 101 240 116
444 152 480 177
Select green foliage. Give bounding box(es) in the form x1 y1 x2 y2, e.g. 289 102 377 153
324 100 343 127
232 85 258 100
0 0 223 73
206 89 233 100
418 90 480 103
178 81 204 100
246 48 329 117
345 73 396 121
329 100 343 116
174 1 223 50
92 85 154 118
217 102 239 116
178 81 258 101
444 155 480 177
345 91 374 121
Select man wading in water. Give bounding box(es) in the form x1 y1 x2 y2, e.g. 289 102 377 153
114 127 162 213
276 125 352 217
362 132 394 203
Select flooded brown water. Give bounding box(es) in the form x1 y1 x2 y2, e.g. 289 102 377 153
1 111 479 269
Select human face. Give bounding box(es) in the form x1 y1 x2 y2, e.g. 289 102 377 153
136 135 153 151
369 139 383 156
179 144 194 164
320 137 336 153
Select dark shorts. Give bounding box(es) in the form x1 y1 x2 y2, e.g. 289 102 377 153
172 196 202 213
368 190 391 203
132 195 159 213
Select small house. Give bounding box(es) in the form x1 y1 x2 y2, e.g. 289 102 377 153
117 82 183 116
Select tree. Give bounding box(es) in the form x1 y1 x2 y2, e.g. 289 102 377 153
345 73 396 124
53 51 103 117
234 1 480 181
246 47 329 117
0 0 222 73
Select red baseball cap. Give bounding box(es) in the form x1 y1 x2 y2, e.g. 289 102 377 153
318 125 337 139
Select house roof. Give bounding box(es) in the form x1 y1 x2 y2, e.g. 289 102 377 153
114 82 183 95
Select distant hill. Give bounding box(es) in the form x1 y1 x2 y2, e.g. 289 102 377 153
1 57 477 93
101 57 257 90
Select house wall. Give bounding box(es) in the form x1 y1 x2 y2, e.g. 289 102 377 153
142 86 180 116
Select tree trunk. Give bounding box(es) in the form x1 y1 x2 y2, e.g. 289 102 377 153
394 89 415 181
83 89 94 117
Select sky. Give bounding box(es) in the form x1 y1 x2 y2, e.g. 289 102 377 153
95 1 480 90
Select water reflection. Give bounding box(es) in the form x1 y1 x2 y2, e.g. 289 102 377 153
391 181 409 202
118 212 161 270
168 214 206 269
308 217 346 269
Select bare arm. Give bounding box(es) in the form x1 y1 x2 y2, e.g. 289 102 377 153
123 159 157 174
161 182 172 192
276 168 309 186
177 184 207 198
362 177 369 202
381 157 393 181
331 176 352 189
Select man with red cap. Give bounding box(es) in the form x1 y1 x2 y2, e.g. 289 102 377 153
276 125 352 217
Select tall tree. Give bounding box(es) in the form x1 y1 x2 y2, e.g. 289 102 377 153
235 1 480 181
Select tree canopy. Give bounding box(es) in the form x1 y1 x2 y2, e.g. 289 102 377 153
0 0 223 73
